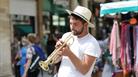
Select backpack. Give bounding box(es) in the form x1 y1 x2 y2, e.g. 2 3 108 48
29 44 46 72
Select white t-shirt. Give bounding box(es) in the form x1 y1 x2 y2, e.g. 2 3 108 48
58 32 101 77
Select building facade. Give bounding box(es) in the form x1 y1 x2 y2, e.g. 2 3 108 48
0 0 13 77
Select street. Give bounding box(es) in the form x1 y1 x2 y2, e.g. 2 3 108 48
38 70 53 77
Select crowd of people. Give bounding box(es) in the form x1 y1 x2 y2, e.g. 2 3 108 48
11 28 62 77
11 33 47 77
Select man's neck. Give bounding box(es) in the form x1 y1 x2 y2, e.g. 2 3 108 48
77 32 88 38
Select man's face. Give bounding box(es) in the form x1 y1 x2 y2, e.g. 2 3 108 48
69 16 85 36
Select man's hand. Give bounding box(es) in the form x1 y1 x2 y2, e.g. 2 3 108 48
55 39 71 57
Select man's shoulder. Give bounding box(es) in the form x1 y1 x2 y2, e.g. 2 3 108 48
32 44 46 60
61 32 72 39
63 32 71 36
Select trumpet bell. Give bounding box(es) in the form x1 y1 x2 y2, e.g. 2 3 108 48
39 61 49 71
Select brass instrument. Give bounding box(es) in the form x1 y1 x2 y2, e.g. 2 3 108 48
39 33 74 71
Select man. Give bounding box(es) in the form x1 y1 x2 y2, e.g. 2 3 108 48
55 6 101 77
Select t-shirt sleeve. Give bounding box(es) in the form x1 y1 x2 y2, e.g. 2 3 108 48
84 42 101 58
61 32 72 41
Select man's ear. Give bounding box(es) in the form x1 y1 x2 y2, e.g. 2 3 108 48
84 22 88 26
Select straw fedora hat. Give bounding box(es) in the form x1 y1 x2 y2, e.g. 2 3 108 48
66 6 94 28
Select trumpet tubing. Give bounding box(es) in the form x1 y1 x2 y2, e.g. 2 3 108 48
39 33 74 71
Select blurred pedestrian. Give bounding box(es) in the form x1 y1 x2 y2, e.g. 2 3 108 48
18 36 29 77
47 34 56 56
11 36 21 77
23 33 46 77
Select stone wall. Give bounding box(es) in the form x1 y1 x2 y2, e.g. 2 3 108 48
0 0 13 77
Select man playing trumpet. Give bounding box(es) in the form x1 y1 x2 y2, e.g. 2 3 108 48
55 6 101 77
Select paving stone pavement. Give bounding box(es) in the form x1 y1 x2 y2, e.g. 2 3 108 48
38 70 53 77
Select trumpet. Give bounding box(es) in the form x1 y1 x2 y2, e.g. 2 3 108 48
39 33 74 71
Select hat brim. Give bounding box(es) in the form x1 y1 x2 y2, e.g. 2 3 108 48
66 9 95 28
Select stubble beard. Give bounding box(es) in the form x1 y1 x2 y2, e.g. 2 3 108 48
71 25 84 36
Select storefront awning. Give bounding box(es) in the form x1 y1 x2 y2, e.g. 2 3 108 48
43 0 67 15
14 24 33 35
100 1 138 17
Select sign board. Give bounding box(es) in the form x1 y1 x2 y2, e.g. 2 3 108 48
10 0 36 16
53 0 69 8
